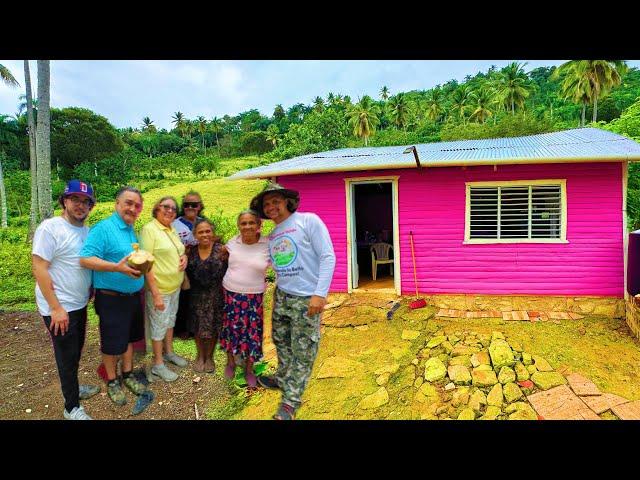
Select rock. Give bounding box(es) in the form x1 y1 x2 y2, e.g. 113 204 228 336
415 383 440 405
491 331 505 342
527 365 538 375
478 334 492 348
376 373 390 386
472 368 499 387
424 358 447 382
447 334 460 344
514 362 529 381
487 383 504 407
469 390 487 412
317 356 364 378
531 372 567 390
429 347 445 358
452 387 471 407
508 403 538 420
444 382 456 391
489 339 515 370
505 402 527 414
437 354 450 364
374 363 400 375
358 387 390 409
411 358 419 365
426 335 447 348
418 348 431 358
436 405 448 415
448 365 472 385
498 366 516 384
449 356 472 368
509 341 523 352
25 409 32 414
441 341 454 354
521 352 533 365
457 408 476 420
503 382 524 403
463 337 478 346
354 325 369 331
414 377 424 388
533 355 554 372
474 364 493 372
451 344 481 357
193 376 201 383
480 405 501 420
470 351 491 367
402 329 421 340
397 366 417 390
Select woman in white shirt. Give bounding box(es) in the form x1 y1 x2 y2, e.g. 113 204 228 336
219 209 270 388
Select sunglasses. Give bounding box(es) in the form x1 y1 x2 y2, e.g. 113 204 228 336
183 202 201 208
160 204 178 213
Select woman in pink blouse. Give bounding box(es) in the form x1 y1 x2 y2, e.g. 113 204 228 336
219 209 271 387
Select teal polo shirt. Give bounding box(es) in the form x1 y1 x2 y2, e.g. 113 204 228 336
79 212 145 294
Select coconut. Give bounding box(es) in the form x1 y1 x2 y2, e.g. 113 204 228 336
127 243 155 274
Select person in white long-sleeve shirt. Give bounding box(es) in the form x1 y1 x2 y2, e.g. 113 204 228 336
250 183 336 420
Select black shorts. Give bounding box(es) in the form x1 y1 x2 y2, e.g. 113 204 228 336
95 290 144 355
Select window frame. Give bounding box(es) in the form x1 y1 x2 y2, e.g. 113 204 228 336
464 179 568 244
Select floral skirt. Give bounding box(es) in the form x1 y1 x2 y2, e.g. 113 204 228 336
220 289 264 363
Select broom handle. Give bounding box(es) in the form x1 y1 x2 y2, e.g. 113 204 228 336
410 231 419 298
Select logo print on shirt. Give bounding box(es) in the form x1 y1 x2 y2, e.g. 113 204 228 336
270 235 298 268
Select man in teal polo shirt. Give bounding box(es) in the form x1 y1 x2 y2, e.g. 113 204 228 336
79 186 148 406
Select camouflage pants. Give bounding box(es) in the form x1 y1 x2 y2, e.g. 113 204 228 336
271 288 321 410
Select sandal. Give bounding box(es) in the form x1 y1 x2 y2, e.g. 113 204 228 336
273 403 296 420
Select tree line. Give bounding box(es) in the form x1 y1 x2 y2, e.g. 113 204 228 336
1 60 639 233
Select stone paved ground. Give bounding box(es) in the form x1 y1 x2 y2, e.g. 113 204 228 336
236 296 640 420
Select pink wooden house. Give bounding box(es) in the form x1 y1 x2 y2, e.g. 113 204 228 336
231 128 640 314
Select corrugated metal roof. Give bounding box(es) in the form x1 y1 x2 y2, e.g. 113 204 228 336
229 127 640 180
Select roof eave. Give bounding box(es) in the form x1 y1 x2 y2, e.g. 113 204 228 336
228 155 640 180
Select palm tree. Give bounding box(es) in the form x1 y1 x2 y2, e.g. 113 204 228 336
196 116 207 152
36 60 52 220
495 61 533 115
172 111 185 136
345 96 380 146
0 115 15 229
553 63 592 126
553 60 627 123
451 86 472 124
266 124 280 147
209 116 222 150
380 86 390 101
141 116 156 133
313 96 325 113
388 93 411 130
0 64 19 88
326 92 336 105
426 88 446 122
24 61 38 239
469 88 495 124
273 104 285 120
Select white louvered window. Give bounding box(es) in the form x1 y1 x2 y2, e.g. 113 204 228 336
466 181 566 243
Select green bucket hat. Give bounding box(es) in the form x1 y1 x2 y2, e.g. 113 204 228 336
250 182 300 219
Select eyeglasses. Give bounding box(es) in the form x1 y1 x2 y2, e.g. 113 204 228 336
183 202 201 208
66 196 94 207
160 204 178 212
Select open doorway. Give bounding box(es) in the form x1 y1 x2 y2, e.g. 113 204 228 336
347 179 399 293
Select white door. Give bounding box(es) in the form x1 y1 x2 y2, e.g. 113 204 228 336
350 183 359 289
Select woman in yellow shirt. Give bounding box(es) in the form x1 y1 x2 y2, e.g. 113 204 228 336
140 196 188 382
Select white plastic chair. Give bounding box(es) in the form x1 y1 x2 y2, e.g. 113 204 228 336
370 242 394 281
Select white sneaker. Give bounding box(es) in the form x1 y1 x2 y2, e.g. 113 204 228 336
63 406 93 420
151 363 179 382
163 352 188 368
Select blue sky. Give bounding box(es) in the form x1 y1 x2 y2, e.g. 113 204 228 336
2 60 639 131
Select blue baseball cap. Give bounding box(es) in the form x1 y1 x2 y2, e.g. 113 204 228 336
63 179 95 203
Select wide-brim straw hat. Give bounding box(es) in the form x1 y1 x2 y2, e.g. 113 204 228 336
250 182 300 219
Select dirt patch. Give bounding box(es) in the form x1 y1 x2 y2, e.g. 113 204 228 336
0 311 235 420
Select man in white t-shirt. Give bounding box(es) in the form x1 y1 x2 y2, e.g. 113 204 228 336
32 179 100 420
